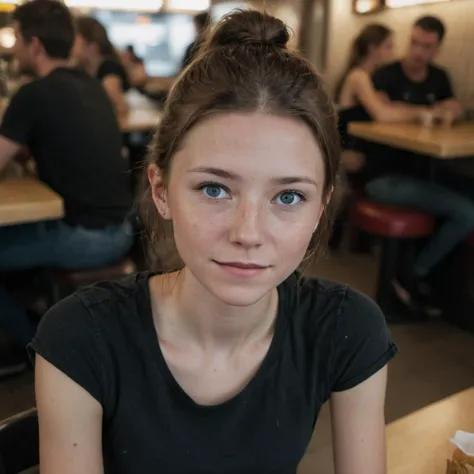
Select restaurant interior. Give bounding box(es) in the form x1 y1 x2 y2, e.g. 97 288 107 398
0 0 473 473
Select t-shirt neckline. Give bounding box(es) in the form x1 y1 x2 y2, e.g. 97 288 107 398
137 271 289 411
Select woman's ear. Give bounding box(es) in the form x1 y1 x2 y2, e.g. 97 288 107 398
148 164 172 220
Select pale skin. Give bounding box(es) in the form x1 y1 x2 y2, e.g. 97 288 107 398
36 112 388 474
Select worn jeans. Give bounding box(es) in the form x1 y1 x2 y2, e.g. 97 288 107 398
0 220 134 347
366 175 474 278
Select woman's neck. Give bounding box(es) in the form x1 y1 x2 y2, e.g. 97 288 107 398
85 54 104 77
150 269 278 353
358 57 377 76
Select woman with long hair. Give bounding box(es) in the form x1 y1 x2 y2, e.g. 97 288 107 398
30 10 396 474
73 16 130 118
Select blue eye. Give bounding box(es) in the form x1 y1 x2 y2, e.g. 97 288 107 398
201 184 229 199
275 191 304 206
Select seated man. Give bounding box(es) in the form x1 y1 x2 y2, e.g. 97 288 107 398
366 16 474 315
0 0 133 376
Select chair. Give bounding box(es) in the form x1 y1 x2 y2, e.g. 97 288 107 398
352 199 435 312
49 257 136 304
0 409 38 474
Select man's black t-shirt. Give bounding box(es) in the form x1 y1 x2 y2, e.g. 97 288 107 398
28 272 397 474
0 68 132 228
97 59 131 93
372 60 453 105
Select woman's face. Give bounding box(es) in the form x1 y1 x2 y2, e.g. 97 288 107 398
150 112 326 306
375 35 395 67
72 34 93 66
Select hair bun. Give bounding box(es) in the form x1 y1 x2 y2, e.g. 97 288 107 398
208 10 290 49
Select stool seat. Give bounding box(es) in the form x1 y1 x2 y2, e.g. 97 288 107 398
466 232 474 247
352 199 435 238
53 257 136 287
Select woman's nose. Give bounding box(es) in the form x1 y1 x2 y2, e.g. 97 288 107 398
229 200 265 249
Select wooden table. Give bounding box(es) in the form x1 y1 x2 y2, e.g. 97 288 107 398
349 121 474 159
387 388 474 474
120 107 162 133
0 178 64 226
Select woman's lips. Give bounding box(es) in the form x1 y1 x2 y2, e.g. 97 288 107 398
213 261 269 277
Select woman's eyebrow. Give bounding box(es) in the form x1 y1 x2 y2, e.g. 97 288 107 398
188 166 318 188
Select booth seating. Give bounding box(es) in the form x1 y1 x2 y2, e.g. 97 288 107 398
352 199 435 313
48 257 136 305
0 409 38 474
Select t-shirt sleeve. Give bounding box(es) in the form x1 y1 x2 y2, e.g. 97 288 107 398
437 69 454 101
98 60 126 82
330 287 398 392
27 294 110 406
0 84 36 145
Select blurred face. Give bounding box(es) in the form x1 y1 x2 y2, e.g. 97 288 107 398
71 34 91 66
13 22 35 75
150 112 326 307
374 35 395 67
407 26 440 69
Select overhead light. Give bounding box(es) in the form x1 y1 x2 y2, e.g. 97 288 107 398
386 0 450 6
66 0 163 11
167 0 210 11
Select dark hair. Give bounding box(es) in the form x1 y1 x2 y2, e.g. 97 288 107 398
12 0 75 60
141 10 340 271
414 15 446 42
335 23 392 102
75 16 120 61
194 11 211 32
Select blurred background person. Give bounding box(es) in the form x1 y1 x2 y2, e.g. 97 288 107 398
74 16 130 118
0 0 133 375
181 11 211 69
121 44 148 90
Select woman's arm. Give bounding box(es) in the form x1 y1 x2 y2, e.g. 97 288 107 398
102 75 129 119
330 367 388 474
36 355 104 474
350 70 425 123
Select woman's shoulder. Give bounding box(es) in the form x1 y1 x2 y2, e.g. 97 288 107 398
280 274 388 341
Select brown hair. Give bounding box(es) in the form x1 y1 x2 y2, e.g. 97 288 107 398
13 0 75 60
141 9 341 272
335 23 392 102
75 16 120 62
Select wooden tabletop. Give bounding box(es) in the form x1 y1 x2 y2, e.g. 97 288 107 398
349 121 474 158
0 178 64 226
387 388 474 473
120 107 162 133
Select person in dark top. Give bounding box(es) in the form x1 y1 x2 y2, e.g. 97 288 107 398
73 16 130 118
364 16 474 315
0 0 133 374
121 44 148 90
182 11 211 69
29 10 397 474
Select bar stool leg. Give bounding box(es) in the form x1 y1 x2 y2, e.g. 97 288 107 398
376 237 399 312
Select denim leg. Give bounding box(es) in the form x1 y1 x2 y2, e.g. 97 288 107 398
366 175 474 277
0 220 134 347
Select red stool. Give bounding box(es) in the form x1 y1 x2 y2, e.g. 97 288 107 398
352 199 435 311
465 232 474 247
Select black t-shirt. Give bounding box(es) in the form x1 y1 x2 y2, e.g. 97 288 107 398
97 59 131 93
372 60 453 105
0 68 132 228
28 272 397 474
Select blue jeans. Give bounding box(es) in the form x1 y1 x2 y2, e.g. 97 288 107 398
0 220 134 347
366 175 474 278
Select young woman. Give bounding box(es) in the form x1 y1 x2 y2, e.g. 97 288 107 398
73 17 130 118
30 11 397 474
